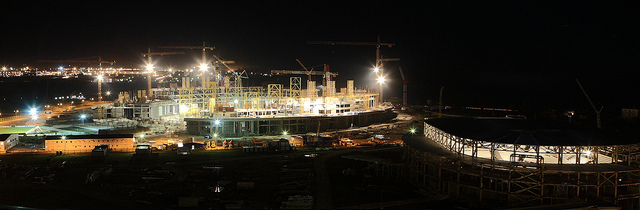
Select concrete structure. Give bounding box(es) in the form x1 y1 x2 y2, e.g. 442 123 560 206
44 134 135 153
95 100 179 120
404 117 640 209
185 109 395 137
0 134 19 153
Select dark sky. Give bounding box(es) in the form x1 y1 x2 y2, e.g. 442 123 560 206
2 1 640 110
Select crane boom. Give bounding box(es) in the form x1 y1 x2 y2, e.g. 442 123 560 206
296 59 313 81
212 54 235 72
141 52 185 56
307 41 395 48
308 36 395 103
159 46 215 50
159 41 215 64
270 70 338 76
576 78 602 129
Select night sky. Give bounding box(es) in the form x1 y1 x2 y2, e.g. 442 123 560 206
2 1 640 110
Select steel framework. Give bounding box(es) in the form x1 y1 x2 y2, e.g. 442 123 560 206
402 122 640 208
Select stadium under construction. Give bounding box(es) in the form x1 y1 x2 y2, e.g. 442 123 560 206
100 68 396 137
404 117 640 209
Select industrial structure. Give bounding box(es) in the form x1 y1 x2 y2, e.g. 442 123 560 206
44 134 135 154
87 42 398 138
0 134 19 153
404 117 640 209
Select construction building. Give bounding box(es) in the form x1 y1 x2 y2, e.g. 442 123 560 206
123 66 395 136
163 75 394 136
0 134 19 153
95 100 179 120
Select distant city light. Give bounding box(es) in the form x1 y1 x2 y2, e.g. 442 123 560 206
97 75 103 80
410 128 416 134
200 64 208 71
377 76 386 84
373 67 379 73
146 64 154 71
80 114 86 119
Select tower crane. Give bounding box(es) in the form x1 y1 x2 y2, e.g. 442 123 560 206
270 59 339 84
308 36 395 103
141 48 185 98
159 42 217 88
159 41 215 68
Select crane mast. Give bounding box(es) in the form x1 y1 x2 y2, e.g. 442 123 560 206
398 64 407 109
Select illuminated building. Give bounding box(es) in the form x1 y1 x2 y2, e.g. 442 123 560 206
0 134 19 153
44 134 135 153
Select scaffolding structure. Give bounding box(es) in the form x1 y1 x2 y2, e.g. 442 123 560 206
155 74 381 119
403 122 640 209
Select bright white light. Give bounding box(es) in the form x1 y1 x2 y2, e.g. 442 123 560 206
585 150 591 156
80 114 86 119
29 108 37 115
200 64 208 71
31 115 38 120
373 67 379 73
410 129 416 134
214 119 220 125
106 91 111 96
377 76 386 84
61 136 66 140
58 66 64 71
146 64 154 71
213 133 218 137
234 99 239 104
140 134 145 138
283 131 288 135
2 67 6 71
97 75 103 80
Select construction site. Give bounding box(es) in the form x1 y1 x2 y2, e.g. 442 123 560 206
89 40 402 138
404 117 640 209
